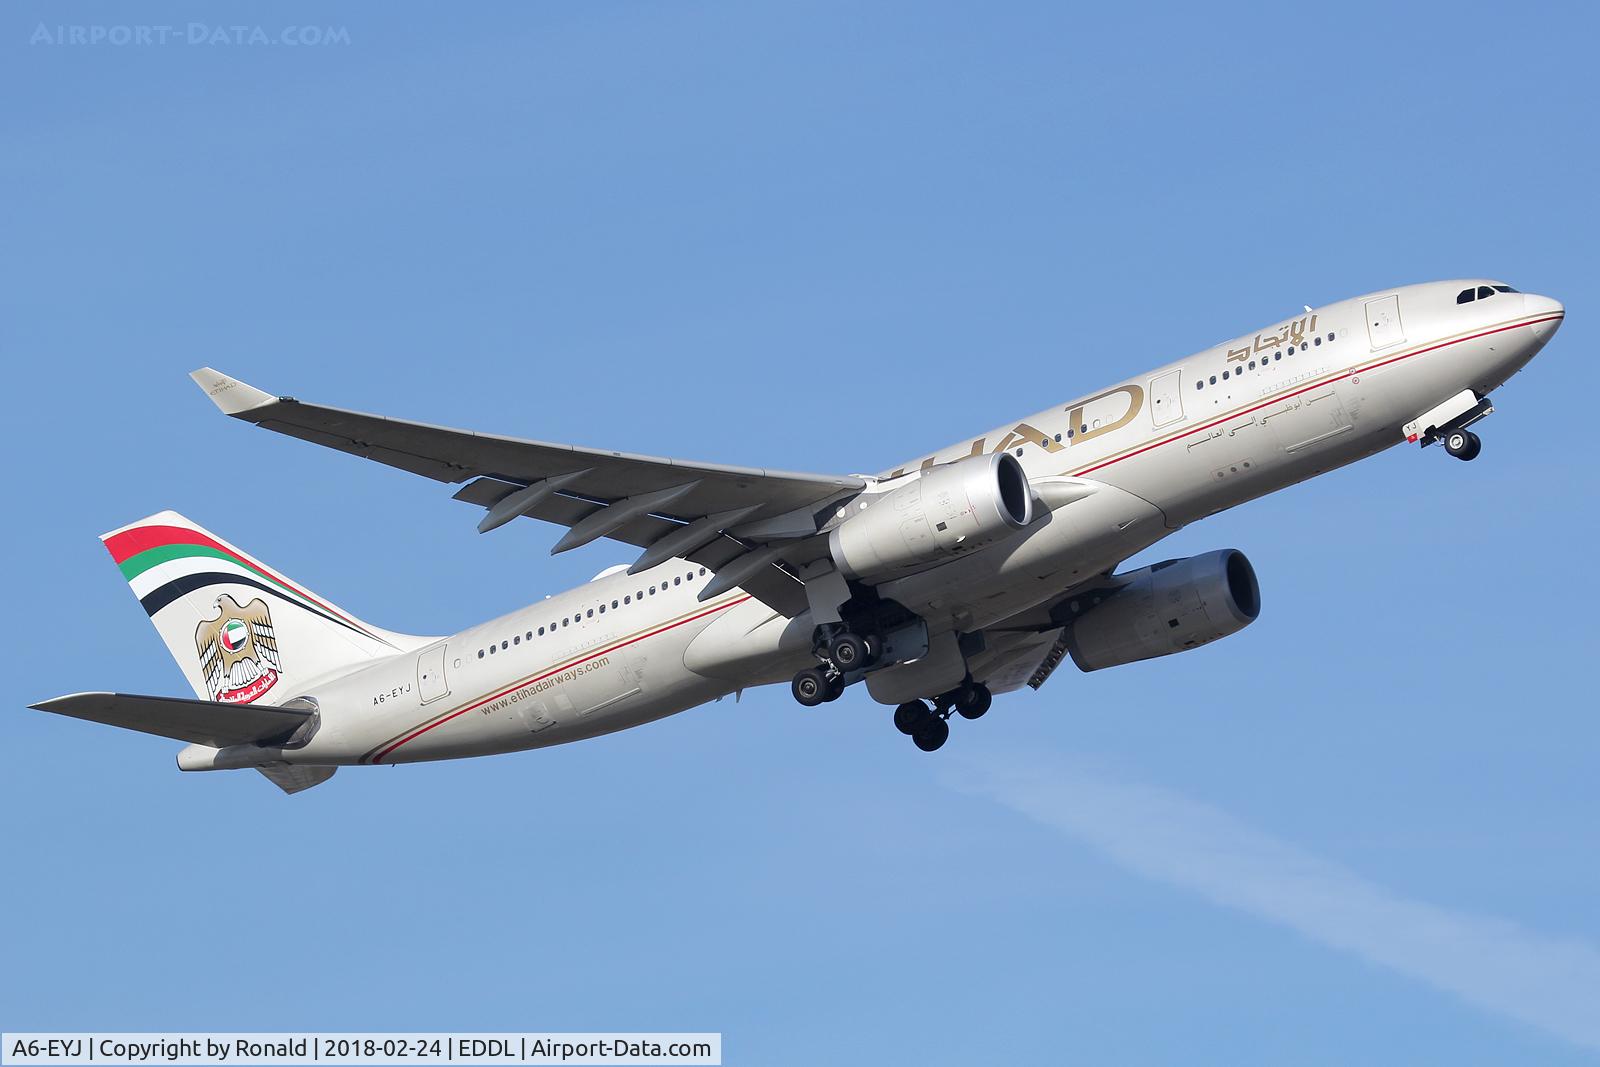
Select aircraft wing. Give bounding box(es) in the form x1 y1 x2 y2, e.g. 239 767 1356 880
192 369 868 615
971 569 1126 694
29 692 313 748
968 628 1072 695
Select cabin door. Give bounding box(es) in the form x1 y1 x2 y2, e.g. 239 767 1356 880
1148 370 1185 429
1365 295 1405 350
417 644 450 705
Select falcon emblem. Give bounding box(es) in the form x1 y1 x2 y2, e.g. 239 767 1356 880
195 594 282 704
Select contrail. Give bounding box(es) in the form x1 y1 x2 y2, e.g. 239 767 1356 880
947 757 1600 1053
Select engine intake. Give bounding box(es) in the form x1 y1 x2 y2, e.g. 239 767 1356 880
1066 549 1260 672
829 453 1033 580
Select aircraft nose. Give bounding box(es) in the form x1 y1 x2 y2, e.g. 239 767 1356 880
1525 293 1565 340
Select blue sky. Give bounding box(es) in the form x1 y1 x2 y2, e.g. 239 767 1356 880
3 2 1597 1063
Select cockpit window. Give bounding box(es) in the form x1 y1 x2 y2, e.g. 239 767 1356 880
1458 284 1519 304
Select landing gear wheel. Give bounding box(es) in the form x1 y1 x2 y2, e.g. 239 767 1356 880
912 716 950 752
829 632 869 671
1444 429 1481 461
894 700 930 735
791 667 830 707
953 683 992 720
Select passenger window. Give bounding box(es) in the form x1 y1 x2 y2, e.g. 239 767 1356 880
501 641 508 650
1209 375 1216 384
513 635 520 645
1457 288 1476 304
538 627 545 636
612 599 619 608
586 609 594 618
489 645 496 655
477 650 484 659
598 604 605 614
1195 380 1203 390
674 577 682 586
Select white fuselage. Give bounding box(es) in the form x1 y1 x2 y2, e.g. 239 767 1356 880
224 280 1562 770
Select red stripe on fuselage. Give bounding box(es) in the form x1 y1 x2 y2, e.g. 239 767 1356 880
368 595 753 764
1071 315 1562 478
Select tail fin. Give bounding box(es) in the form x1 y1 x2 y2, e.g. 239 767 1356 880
102 511 429 704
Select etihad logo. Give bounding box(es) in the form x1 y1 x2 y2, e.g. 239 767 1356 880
889 384 1145 477
1228 312 1319 364
195 594 281 704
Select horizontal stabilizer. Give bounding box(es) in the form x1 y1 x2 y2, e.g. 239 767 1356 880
28 691 312 748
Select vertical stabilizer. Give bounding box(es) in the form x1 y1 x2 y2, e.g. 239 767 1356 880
102 511 430 704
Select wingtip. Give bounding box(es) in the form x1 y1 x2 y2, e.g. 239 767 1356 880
190 367 276 416
29 692 107 713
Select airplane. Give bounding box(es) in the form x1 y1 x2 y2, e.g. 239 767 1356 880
28 279 1564 793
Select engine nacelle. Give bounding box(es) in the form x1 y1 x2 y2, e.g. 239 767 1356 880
1066 549 1260 672
828 453 1034 580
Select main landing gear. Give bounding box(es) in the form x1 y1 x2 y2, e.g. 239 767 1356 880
790 667 844 706
1443 428 1482 462
892 681 992 752
790 627 883 707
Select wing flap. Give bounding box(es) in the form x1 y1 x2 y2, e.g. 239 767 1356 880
256 764 337 794
28 692 312 748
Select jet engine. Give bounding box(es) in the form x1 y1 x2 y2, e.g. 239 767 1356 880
828 452 1034 580
1066 549 1260 672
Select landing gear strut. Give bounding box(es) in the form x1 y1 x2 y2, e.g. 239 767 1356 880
952 681 992 719
791 667 843 707
890 681 992 752
790 626 881 707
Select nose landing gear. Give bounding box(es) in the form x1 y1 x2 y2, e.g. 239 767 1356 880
1404 390 1493 463
1444 428 1482 461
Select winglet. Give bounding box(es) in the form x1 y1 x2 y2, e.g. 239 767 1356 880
190 367 277 416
